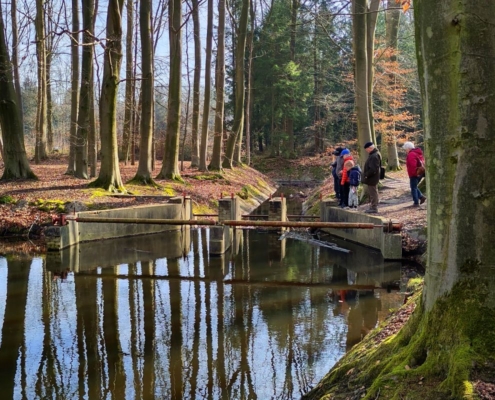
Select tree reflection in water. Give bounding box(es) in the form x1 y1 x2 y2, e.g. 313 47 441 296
0 228 404 399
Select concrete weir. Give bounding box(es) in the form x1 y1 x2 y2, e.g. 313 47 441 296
46 196 192 251
320 201 402 260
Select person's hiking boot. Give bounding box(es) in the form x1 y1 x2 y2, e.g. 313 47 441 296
364 208 378 214
420 196 427 204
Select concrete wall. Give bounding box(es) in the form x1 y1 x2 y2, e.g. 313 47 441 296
48 197 192 250
320 201 402 260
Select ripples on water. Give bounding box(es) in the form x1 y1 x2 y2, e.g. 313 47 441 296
0 228 406 399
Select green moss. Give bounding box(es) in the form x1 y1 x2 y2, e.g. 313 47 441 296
0 195 15 204
192 173 224 181
162 186 176 197
236 184 262 201
32 199 67 212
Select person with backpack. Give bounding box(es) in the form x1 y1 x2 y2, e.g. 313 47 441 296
403 141 427 207
347 163 362 209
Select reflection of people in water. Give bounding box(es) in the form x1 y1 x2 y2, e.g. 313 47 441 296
52 269 70 281
330 289 382 350
360 290 382 334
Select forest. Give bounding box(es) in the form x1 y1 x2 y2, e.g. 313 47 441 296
1 0 495 397
0 0 419 189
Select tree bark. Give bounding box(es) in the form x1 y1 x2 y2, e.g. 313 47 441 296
156 0 182 180
190 0 201 168
244 0 255 166
132 0 154 184
208 0 226 171
92 0 126 192
121 0 134 164
365 0 380 145
222 0 250 168
0 6 35 180
66 0 79 175
199 0 213 171
384 0 401 170
35 0 48 163
75 0 96 179
352 0 373 163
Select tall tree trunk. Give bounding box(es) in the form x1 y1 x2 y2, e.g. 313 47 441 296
384 0 401 170
75 0 96 179
352 0 373 163
285 0 299 159
133 0 154 183
190 0 201 168
244 0 255 166
156 0 182 180
366 0 380 145
209 0 225 171
35 0 48 163
222 0 250 168
199 0 213 171
46 53 54 153
11 0 24 133
89 70 97 178
0 6 35 180
121 0 134 164
66 0 79 175
92 0 126 192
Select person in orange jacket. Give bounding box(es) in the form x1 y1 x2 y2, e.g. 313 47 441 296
339 149 354 208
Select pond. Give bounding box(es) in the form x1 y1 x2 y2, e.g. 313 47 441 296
0 227 408 399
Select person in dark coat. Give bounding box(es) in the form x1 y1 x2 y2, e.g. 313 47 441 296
403 141 427 206
348 164 362 209
331 147 343 201
362 141 381 213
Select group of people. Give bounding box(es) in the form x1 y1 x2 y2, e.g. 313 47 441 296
331 141 382 213
331 140 426 212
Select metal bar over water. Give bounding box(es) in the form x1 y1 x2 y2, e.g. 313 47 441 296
67 216 401 231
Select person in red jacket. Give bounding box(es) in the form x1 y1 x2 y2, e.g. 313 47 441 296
403 141 426 206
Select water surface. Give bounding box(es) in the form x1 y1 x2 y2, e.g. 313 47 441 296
0 228 405 399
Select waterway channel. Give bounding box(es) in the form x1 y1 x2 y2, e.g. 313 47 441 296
0 225 408 399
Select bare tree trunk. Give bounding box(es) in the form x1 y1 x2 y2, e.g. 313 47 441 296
199 0 213 171
11 0 24 132
384 0 401 170
89 70 97 178
352 0 373 163
285 0 299 159
222 0 250 168
121 0 134 164
366 0 380 145
190 0 201 168
156 0 182 180
244 0 255 166
66 0 79 175
75 0 96 179
92 0 126 192
132 0 154 184
0 6 35 180
209 0 225 170
35 0 48 163
46 53 54 153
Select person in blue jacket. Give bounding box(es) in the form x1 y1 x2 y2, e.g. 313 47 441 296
347 164 362 209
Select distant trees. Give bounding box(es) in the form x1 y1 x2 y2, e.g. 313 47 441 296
0 0 424 187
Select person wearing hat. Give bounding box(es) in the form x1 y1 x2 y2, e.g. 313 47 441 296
331 147 343 201
403 141 427 207
362 141 381 213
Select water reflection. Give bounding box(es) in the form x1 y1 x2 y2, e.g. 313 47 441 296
0 228 405 399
